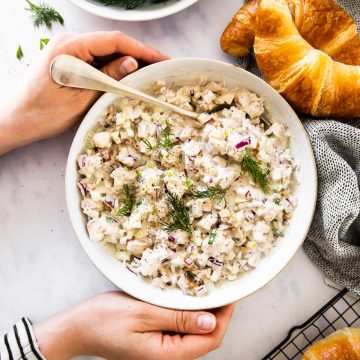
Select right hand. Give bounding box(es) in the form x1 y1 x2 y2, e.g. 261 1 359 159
34 292 235 360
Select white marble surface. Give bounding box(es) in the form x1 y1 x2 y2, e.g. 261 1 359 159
0 0 337 359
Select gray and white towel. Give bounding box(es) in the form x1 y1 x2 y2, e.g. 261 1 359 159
236 0 360 295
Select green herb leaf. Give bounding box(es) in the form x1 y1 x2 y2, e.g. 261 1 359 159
183 178 192 188
240 150 270 193
208 229 217 245
16 45 24 60
93 0 171 9
159 121 173 152
141 138 153 150
272 228 284 237
274 198 281 205
106 216 114 223
40 38 49 50
115 185 134 217
25 0 64 29
162 192 192 234
193 185 228 203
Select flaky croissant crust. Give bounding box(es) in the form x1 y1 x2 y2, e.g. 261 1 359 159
220 0 360 66
254 0 360 118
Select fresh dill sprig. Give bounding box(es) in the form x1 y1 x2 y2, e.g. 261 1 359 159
16 46 24 60
25 0 64 29
115 185 134 217
272 228 284 237
193 185 228 203
93 0 170 10
162 192 192 234
40 38 49 50
159 121 173 152
240 150 270 193
141 138 153 150
208 229 217 245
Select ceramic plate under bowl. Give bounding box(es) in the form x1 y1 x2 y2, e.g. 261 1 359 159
67 0 199 21
66 58 317 310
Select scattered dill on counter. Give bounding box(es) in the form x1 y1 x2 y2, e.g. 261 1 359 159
16 46 24 60
25 0 64 29
40 38 50 50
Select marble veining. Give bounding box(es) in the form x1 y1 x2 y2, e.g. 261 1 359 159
0 1 336 359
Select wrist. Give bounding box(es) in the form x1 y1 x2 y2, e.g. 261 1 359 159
33 308 86 360
0 99 41 155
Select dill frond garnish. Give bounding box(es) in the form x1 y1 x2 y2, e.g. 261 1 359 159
16 46 24 60
162 192 192 234
93 0 171 9
272 228 284 237
159 121 173 152
193 185 228 203
240 150 270 193
208 229 217 245
25 0 64 29
141 138 153 150
115 185 134 217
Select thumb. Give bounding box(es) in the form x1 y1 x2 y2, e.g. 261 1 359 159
145 307 217 334
100 56 138 80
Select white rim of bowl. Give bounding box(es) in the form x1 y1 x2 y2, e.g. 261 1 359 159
66 0 199 21
65 58 318 309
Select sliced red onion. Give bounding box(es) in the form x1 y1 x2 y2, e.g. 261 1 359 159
168 236 176 243
126 264 137 275
208 257 224 266
161 257 171 264
100 150 111 162
77 180 89 196
104 196 115 208
209 177 213 184
80 155 87 168
235 138 251 150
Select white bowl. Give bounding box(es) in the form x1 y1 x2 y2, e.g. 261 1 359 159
67 0 199 21
66 58 317 310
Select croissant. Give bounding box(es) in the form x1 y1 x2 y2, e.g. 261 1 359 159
253 0 360 118
220 0 360 66
302 328 360 359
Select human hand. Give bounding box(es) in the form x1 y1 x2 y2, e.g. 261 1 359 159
0 31 168 155
34 291 235 360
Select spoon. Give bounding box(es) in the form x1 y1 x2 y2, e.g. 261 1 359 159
50 54 199 120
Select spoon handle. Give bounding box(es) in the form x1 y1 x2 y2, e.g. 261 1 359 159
50 55 198 120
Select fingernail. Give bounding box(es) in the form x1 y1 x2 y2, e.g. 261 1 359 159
120 57 138 73
197 314 216 331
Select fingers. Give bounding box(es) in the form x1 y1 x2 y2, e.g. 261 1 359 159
144 306 217 335
100 56 138 80
161 304 235 360
69 31 169 64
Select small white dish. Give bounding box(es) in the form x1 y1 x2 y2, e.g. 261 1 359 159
65 58 317 310
66 0 199 21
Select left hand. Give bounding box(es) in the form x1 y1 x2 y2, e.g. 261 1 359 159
0 31 169 155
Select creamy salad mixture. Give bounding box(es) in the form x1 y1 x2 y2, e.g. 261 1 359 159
77 79 297 296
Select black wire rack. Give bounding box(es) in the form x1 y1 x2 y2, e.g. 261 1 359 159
261 288 360 359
